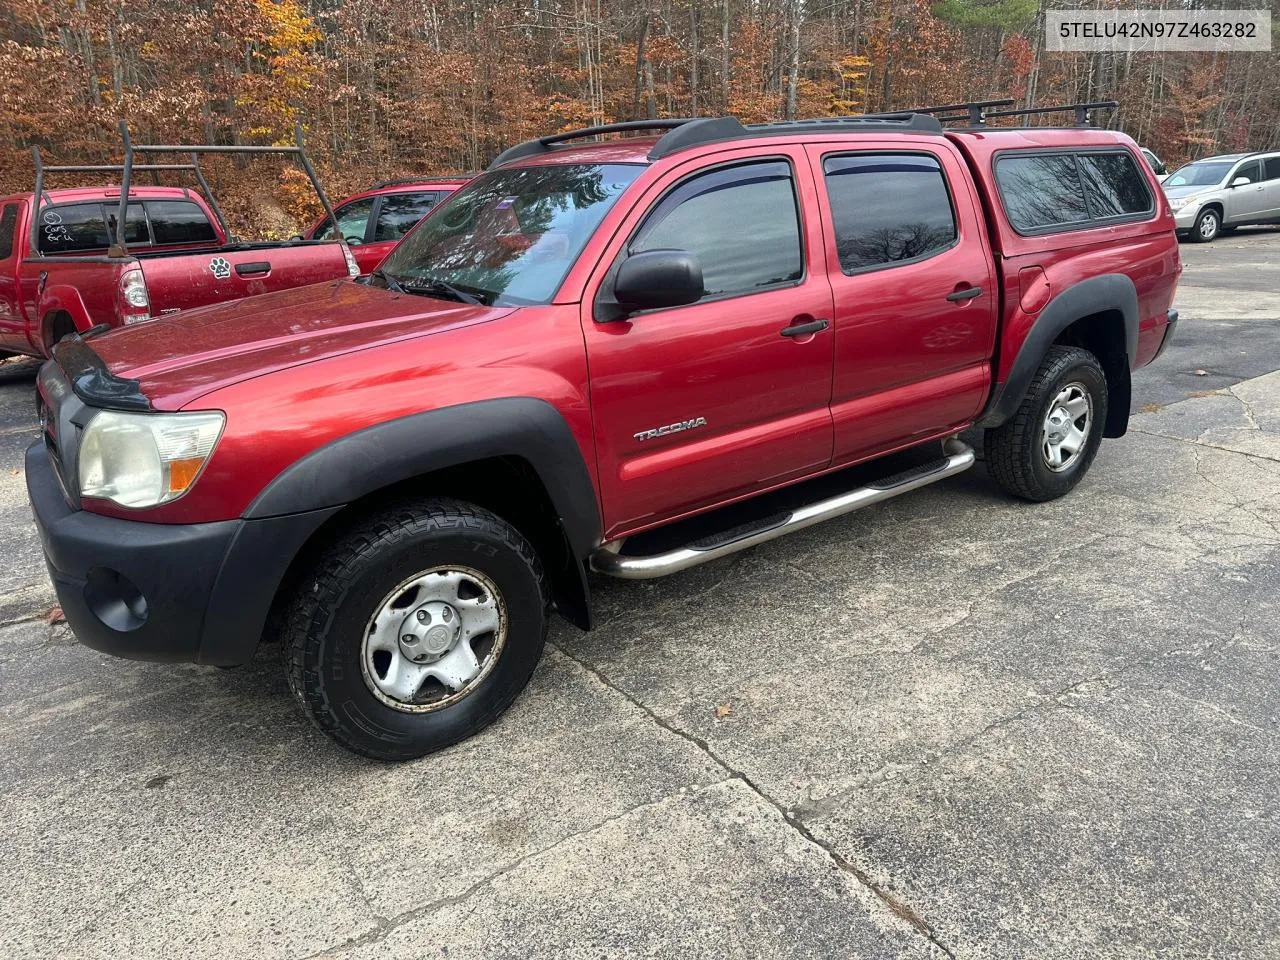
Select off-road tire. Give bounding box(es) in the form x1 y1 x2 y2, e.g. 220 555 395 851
984 345 1108 503
1190 207 1220 243
283 497 549 761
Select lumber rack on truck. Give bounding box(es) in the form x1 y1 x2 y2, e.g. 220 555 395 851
30 121 338 259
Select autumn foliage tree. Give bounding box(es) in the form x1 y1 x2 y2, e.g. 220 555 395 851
1 0 1278 236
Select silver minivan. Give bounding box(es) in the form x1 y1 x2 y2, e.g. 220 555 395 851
1163 151 1280 242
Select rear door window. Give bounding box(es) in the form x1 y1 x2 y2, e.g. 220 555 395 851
37 203 110 253
1265 157 1280 181
994 156 1091 233
630 160 803 300
822 153 957 272
1077 152 1153 218
373 192 441 242
0 204 18 259
146 200 217 245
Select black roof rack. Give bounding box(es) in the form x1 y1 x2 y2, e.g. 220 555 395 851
489 120 695 168
873 100 1015 126
369 174 478 190
488 113 943 169
913 100 1119 128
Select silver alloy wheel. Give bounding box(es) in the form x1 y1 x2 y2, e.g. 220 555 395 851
360 566 506 713
1198 210 1219 240
1041 382 1092 472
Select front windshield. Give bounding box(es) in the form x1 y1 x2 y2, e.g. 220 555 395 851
1165 161 1234 188
378 163 643 306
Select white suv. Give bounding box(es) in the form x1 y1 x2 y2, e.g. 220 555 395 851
1163 151 1280 242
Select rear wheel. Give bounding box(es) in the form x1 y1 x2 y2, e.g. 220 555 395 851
283 497 549 761
984 346 1108 502
1191 208 1221 243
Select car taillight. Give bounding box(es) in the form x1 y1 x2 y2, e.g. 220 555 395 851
118 265 151 325
340 241 361 278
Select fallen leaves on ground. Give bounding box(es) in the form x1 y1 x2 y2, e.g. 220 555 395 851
714 702 734 719
44 606 65 625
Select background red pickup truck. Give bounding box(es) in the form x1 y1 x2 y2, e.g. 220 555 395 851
28 104 1181 760
0 185 357 357
304 176 471 275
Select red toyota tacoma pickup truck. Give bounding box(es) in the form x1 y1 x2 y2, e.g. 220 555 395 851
28 106 1180 760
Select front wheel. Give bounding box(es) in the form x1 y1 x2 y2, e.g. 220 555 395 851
1191 208 1220 243
283 498 549 760
984 346 1108 502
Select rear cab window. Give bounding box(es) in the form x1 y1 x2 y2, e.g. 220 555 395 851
37 198 215 253
146 201 217 244
994 149 1154 235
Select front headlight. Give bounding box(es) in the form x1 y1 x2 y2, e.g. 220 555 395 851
79 410 225 508
1168 196 1197 211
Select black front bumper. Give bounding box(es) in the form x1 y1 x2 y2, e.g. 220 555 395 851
27 442 338 666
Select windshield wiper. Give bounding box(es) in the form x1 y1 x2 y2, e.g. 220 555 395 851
370 268 406 294
401 277 487 306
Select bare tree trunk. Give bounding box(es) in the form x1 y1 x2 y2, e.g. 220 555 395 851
721 0 730 111
633 14 650 119
690 0 699 115
784 0 802 119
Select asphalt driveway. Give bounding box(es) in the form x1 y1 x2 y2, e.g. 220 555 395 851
1 231 1278 959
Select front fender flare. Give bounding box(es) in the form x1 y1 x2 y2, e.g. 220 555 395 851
978 273 1138 429
245 396 603 564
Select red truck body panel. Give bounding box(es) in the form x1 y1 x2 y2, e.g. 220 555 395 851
0 185 354 358
946 127 1183 385
47 124 1180 545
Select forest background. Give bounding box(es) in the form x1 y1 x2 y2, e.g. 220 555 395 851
2 0 1277 234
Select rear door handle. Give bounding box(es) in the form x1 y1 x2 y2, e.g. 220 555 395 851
235 261 271 277
947 286 983 302
780 318 829 338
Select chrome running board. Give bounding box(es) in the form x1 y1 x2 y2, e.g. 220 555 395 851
590 439 975 580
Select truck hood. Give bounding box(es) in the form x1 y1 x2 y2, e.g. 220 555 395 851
88 281 515 409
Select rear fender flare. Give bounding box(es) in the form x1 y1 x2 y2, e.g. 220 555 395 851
977 273 1138 430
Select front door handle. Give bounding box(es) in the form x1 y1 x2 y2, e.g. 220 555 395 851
780 318 829 338
947 286 983 302
235 261 271 277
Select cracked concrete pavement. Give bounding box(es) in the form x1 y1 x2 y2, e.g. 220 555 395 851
1 231 1278 959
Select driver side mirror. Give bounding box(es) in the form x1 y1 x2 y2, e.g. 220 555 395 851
611 249 704 315
1231 176 1252 188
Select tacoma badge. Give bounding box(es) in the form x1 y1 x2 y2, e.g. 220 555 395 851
634 417 708 442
